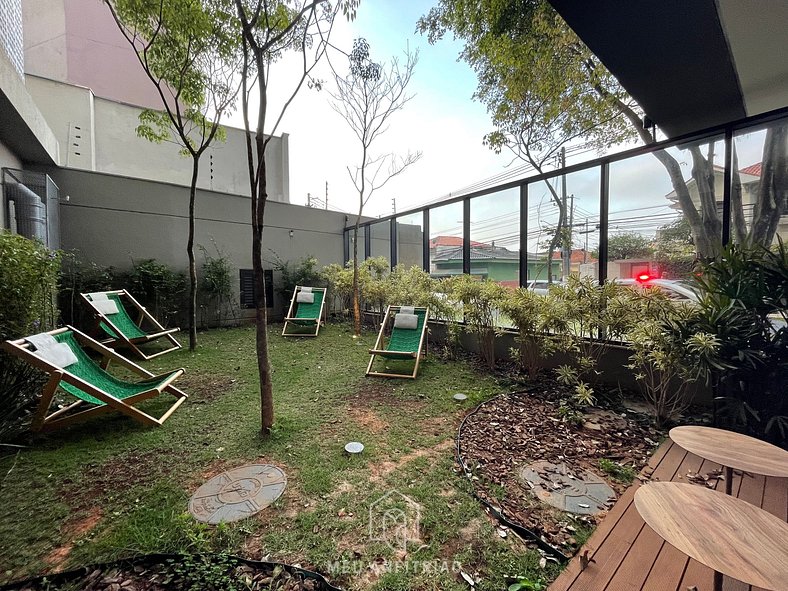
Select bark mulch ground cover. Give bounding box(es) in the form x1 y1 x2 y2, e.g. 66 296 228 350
1 554 339 591
457 376 664 556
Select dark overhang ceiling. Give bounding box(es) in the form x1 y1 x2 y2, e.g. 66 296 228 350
549 0 788 137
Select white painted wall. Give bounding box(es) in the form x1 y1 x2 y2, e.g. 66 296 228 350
0 0 24 78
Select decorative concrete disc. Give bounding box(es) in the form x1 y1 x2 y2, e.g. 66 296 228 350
519 460 615 515
453 393 468 401
189 464 286 524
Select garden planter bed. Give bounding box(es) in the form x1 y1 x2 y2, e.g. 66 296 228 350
0 554 341 591
457 378 663 555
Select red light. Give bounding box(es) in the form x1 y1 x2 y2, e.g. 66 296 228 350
636 273 651 283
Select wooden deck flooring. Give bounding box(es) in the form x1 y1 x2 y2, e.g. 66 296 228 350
549 439 787 591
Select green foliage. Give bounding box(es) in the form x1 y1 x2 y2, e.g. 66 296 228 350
499 287 559 378
0 231 60 341
321 261 354 314
599 232 653 261
0 232 60 442
58 251 116 327
653 216 696 277
271 254 323 302
598 459 636 484
677 240 788 444
199 244 236 327
508 577 546 591
125 258 186 328
447 275 507 368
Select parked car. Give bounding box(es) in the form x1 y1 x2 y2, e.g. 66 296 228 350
614 275 699 303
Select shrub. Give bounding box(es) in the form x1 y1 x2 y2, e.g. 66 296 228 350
499 287 559 378
199 244 237 327
0 231 60 442
321 261 354 315
271 253 324 301
0 231 60 341
122 258 187 328
58 250 116 327
447 275 507 369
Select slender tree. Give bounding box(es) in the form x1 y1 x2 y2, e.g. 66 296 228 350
107 0 242 350
233 0 357 435
328 38 421 336
419 0 788 258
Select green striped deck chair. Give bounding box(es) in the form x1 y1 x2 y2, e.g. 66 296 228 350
366 306 429 379
2 326 187 432
282 286 327 337
81 290 181 359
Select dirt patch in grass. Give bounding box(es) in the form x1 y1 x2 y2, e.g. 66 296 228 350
346 380 426 409
177 372 239 403
345 406 388 434
458 377 663 554
369 439 454 483
44 508 103 570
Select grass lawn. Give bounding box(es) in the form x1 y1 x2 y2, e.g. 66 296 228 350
0 323 558 590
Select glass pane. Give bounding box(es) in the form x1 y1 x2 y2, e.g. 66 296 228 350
428 201 464 279
369 221 391 265
396 213 424 269
527 167 600 284
608 135 724 283
731 118 788 248
469 188 519 287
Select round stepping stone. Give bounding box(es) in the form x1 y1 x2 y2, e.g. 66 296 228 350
189 464 286 524
453 393 468 401
519 460 615 515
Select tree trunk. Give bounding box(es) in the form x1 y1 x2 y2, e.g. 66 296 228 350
730 144 748 243
751 123 788 244
187 158 199 351
253 134 274 436
352 220 361 336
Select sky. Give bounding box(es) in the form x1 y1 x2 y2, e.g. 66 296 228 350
226 0 511 218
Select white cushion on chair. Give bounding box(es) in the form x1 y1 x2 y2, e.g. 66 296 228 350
88 292 109 301
393 313 418 330
296 291 315 304
92 299 119 315
300 286 313 292
26 333 78 368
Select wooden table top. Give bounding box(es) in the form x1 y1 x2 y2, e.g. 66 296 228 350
669 426 788 477
635 482 788 591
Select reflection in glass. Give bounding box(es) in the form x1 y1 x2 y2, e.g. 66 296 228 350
396 213 424 269
608 136 724 281
731 119 788 248
528 167 600 283
369 221 391 264
468 189 519 287
428 201 464 278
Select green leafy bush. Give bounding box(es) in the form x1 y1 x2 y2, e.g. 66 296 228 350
0 231 60 441
199 244 237 327
271 253 324 301
447 275 507 369
499 287 560 378
0 231 60 340
58 250 116 327
123 258 186 328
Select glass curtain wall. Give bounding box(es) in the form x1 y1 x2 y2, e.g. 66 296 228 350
469 188 519 286
428 201 464 278
608 135 724 281
396 213 424 269
731 120 788 248
369 221 391 264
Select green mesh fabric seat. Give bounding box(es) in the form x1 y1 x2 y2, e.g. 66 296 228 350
366 306 429 379
53 331 180 406
82 290 181 360
2 326 187 432
282 286 327 337
96 294 148 340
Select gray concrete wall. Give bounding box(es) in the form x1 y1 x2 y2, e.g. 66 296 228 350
45 167 347 318
0 140 23 228
0 0 24 78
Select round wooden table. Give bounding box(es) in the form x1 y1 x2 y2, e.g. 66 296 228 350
635 482 788 591
669 426 788 495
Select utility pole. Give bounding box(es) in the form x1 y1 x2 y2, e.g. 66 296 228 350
307 192 311 207
325 181 328 210
392 198 396 214
560 147 570 280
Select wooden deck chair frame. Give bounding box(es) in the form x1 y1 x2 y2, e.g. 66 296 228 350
282 285 328 337
2 326 187 433
366 305 429 379
81 290 181 360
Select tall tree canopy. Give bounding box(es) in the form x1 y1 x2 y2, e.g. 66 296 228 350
419 0 788 259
